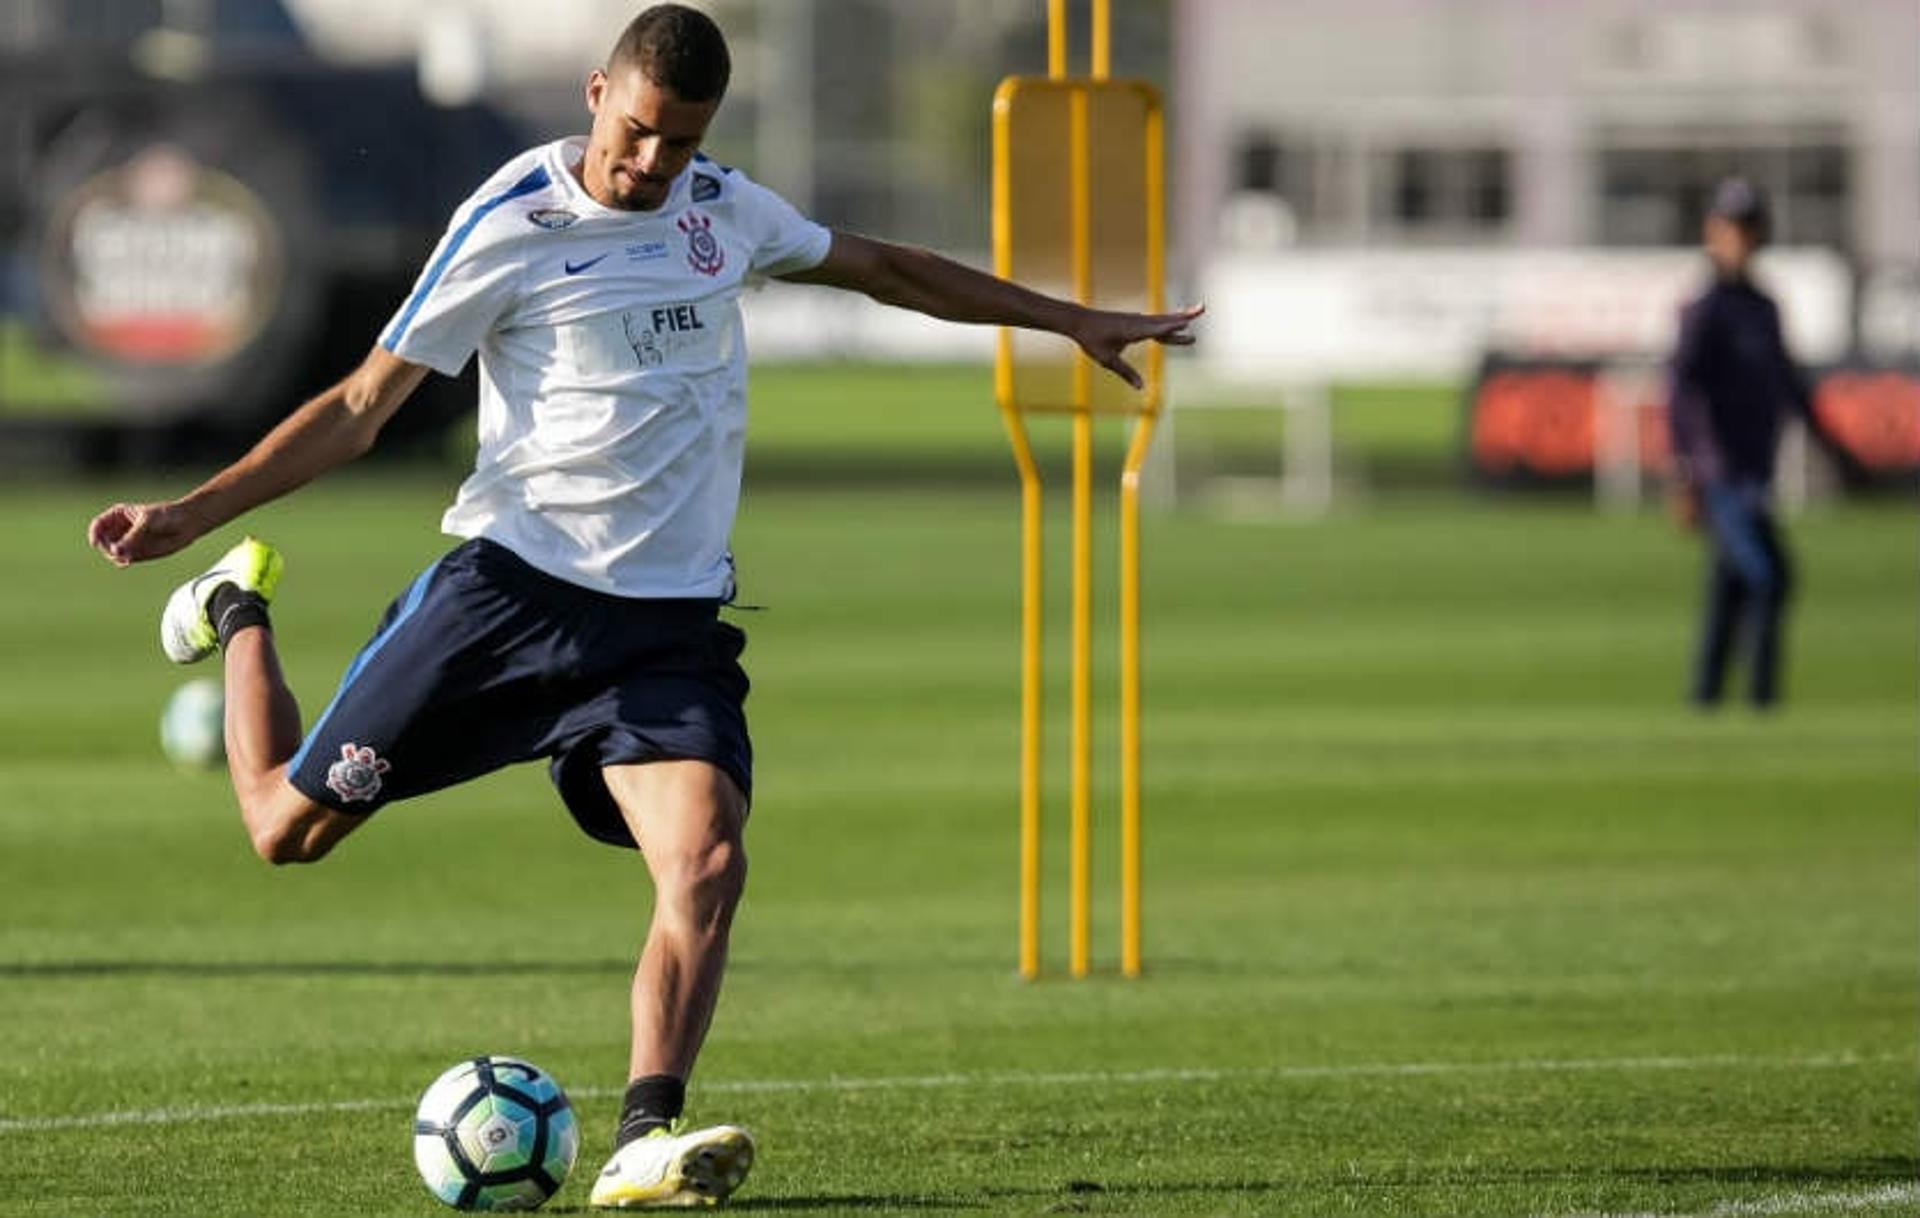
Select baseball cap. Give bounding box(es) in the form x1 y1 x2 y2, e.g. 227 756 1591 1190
1708 177 1770 233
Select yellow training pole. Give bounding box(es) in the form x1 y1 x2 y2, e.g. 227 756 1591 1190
1066 70 1095 979
1048 0 1067 78
1006 408 1045 982
1119 83 1164 981
993 84 1044 982
1003 4 1160 980
1092 0 1110 79
1098 0 1121 975
1119 411 1153 978
1070 427 1092 978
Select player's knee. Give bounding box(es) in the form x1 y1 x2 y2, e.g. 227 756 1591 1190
665 836 747 926
250 825 319 865
244 797 338 866
697 836 748 911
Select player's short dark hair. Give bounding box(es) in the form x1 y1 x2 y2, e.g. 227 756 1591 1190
609 5 731 102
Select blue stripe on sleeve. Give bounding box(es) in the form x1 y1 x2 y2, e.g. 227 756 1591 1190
380 164 551 350
286 558 445 776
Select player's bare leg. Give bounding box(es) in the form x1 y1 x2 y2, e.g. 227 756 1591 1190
161 537 363 864
220 625 302 811
220 626 363 863
612 759 748 1081
590 759 754 1209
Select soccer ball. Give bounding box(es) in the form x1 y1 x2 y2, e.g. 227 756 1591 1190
158 678 224 769
413 1056 579 1211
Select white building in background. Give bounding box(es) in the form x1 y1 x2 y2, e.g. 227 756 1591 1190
1176 0 1918 262
1176 0 1920 376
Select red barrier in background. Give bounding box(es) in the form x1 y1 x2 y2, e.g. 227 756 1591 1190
1468 358 1920 484
1813 372 1920 471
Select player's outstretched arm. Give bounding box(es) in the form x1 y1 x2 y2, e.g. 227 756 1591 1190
781 231 1201 389
87 347 430 567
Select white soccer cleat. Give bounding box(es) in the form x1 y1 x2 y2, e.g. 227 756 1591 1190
588 1123 755 1209
159 537 283 664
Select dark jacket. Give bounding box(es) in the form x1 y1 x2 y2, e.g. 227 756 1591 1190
1667 272 1813 486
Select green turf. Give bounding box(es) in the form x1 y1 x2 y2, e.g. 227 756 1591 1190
0 467 1913 1215
0 320 109 416
697 363 1464 483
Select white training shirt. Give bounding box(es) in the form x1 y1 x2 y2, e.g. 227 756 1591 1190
379 137 832 599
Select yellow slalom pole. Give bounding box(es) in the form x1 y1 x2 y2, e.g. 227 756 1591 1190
1048 0 1067 79
1119 411 1153 978
1006 408 1045 982
1067 79 1093 979
1070 422 1092 978
1118 89 1165 980
1092 0 1110 80
994 82 1044 981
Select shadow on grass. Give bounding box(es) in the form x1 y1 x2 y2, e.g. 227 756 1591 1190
0 953 1293 983
536 1200 970 1215
0 956 1079 981
0 958 634 978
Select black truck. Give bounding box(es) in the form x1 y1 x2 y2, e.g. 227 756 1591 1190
0 1 523 467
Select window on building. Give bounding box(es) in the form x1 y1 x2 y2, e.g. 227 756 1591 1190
1374 145 1512 240
1596 130 1851 250
1236 131 1281 195
1231 133 1512 245
1231 128 1358 243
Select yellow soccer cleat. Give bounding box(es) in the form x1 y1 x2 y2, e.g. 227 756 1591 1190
159 536 283 664
588 1123 755 1209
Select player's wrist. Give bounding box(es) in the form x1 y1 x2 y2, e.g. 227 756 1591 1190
166 493 222 544
1058 301 1106 351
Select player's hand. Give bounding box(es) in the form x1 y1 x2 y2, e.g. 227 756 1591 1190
1071 304 1204 390
87 500 201 567
1667 479 1703 533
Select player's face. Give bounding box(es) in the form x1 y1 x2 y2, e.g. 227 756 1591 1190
1703 215 1758 274
582 66 720 211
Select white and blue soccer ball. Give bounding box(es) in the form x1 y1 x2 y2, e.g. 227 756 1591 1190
413 1056 579 1212
158 678 225 769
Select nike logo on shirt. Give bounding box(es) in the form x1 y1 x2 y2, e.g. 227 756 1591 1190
564 253 611 275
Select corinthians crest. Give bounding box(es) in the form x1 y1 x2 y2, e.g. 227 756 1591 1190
678 211 724 276
326 742 390 802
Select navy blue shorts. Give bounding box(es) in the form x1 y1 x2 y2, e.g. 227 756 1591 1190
285 538 751 849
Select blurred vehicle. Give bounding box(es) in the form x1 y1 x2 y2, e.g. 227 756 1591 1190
0 0 523 467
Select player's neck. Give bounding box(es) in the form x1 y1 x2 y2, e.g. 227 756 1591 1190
569 155 616 211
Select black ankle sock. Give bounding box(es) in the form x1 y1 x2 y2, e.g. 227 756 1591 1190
208 583 269 649
615 1075 685 1149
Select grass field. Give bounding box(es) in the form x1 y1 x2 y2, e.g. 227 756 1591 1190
1 410 1914 1214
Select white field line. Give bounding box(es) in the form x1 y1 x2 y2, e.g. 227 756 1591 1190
1564 1181 1920 1217
1701 1183 1920 1215
0 1050 1903 1136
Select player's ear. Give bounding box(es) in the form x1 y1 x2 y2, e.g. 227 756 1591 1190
585 68 609 116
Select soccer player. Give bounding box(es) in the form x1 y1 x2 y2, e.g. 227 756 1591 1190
1667 178 1848 709
86 5 1198 1209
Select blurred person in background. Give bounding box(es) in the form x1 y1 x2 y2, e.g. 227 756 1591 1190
1667 177 1852 711
84 3 1198 1209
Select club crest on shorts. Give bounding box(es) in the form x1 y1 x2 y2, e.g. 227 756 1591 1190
679 211 724 276
326 742 391 802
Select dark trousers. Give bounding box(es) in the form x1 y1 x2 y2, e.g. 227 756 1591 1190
1692 480 1793 707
